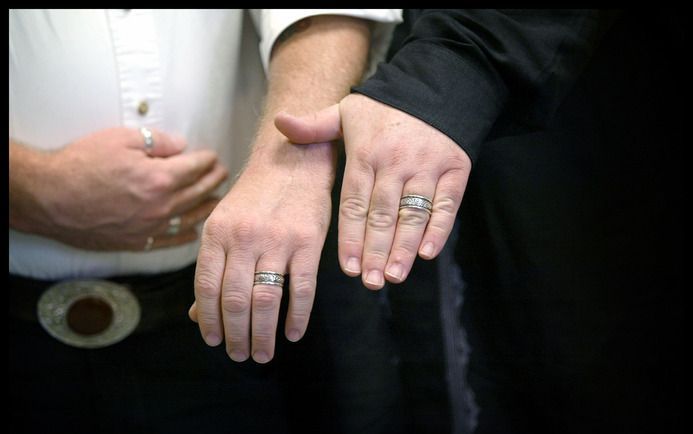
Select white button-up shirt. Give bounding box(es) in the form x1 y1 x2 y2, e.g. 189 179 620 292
9 9 402 280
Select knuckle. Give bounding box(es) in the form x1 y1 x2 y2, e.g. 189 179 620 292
353 146 374 164
201 215 230 241
434 196 459 214
224 330 248 346
252 332 275 347
227 220 257 245
291 228 322 249
291 277 316 301
221 291 251 314
146 171 174 194
363 248 389 262
391 240 420 259
397 209 431 226
198 319 221 333
367 207 397 230
252 289 281 313
195 273 221 300
340 195 370 221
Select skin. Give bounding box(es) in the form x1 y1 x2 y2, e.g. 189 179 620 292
189 15 372 364
9 127 228 251
275 93 473 290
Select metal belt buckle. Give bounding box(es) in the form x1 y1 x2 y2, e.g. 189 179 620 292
37 280 141 349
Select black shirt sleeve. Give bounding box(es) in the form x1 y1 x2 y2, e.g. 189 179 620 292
353 9 612 164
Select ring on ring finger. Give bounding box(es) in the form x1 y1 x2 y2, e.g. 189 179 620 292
253 271 286 288
399 194 433 215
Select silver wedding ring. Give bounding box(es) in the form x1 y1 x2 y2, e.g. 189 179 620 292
399 194 433 214
253 271 285 287
144 236 154 251
140 127 154 155
166 216 182 236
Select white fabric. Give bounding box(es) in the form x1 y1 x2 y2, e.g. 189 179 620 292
9 9 401 280
250 9 402 76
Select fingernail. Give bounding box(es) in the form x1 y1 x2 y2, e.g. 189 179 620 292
420 242 436 259
229 351 248 362
344 257 361 274
287 329 301 342
365 270 384 288
253 351 271 364
385 263 404 282
205 333 221 347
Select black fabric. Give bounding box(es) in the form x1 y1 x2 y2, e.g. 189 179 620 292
355 9 612 165
356 9 684 434
9 265 198 333
9 243 406 434
330 149 451 434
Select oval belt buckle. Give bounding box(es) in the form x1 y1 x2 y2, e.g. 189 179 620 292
37 280 141 349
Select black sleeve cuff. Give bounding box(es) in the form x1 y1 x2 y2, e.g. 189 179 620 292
353 40 507 165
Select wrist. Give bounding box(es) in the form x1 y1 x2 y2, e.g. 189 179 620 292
9 142 59 234
251 123 337 165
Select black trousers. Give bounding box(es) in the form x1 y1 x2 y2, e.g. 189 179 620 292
10 252 406 434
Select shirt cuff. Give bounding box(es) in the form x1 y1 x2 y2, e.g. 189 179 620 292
353 40 507 165
250 9 402 75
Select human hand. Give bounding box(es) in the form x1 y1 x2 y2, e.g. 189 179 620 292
190 135 335 363
275 93 472 289
29 127 228 251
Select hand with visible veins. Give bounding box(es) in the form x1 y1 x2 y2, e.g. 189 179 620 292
9 127 228 251
275 93 472 289
188 15 372 364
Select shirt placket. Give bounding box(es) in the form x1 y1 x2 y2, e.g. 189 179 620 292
107 9 163 129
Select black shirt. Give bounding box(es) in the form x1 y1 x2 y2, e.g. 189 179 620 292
355 10 684 433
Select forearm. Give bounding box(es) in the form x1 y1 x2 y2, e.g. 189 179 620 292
9 140 55 234
248 15 371 182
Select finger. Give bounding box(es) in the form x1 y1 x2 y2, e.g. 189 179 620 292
194 234 226 347
188 302 198 323
284 248 319 343
338 155 375 278
359 174 402 290
151 198 219 237
220 247 256 362
129 127 187 157
274 104 342 144
251 255 288 364
153 150 221 192
419 169 468 260
166 163 229 216
385 178 436 284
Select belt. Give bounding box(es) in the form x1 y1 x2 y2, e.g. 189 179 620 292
9 264 197 348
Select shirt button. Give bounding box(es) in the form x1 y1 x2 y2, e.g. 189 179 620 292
137 100 149 116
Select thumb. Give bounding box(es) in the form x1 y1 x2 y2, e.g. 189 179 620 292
275 104 342 145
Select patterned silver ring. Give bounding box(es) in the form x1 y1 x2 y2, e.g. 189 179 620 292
399 194 433 215
166 216 182 236
140 127 154 155
253 271 285 287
